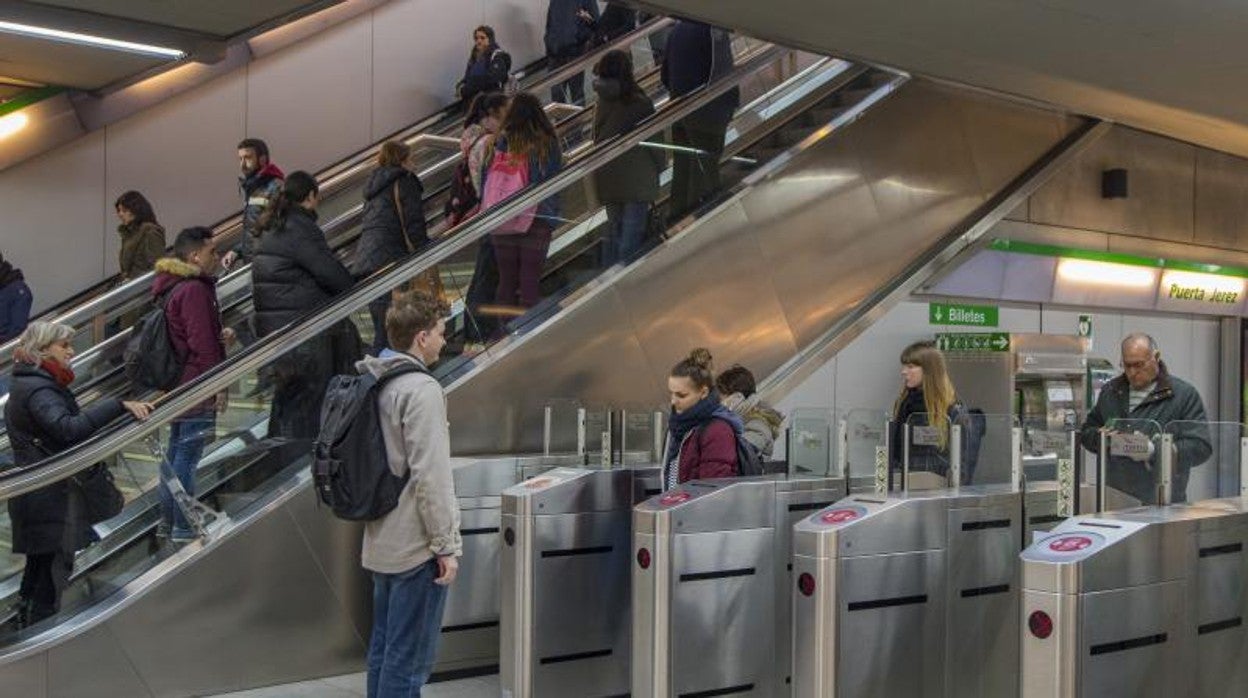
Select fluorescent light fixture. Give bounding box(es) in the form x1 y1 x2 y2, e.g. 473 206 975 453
0 112 28 139
1056 258 1155 288
0 20 185 59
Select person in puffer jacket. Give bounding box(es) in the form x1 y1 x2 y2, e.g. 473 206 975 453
716 364 784 460
662 348 745 489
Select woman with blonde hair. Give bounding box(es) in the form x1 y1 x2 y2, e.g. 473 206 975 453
5 322 151 625
889 340 971 486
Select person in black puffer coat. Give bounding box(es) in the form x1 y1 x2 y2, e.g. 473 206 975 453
5 321 151 625
354 141 429 355
252 171 358 442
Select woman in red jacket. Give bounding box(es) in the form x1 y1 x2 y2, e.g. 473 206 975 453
662 348 745 489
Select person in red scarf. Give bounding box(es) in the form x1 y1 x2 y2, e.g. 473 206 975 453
3 322 151 626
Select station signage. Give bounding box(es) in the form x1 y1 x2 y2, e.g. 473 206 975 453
935 332 1010 352
1155 270 1247 315
929 302 999 327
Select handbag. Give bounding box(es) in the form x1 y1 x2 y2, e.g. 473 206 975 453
32 437 124 525
392 180 447 303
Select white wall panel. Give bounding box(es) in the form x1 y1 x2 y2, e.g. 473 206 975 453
246 14 374 176
104 70 247 259
370 0 478 141
0 131 107 313
485 0 552 74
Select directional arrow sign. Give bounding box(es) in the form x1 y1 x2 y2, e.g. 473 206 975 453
935 332 1011 353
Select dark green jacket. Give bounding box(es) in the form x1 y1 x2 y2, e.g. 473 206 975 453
1079 363 1211 503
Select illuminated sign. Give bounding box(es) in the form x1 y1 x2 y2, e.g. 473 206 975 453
1156 270 1246 313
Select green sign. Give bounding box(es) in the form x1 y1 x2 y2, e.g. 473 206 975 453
936 332 1011 352
929 302 998 327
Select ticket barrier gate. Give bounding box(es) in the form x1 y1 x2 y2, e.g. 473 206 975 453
791 484 1025 697
1019 500 1248 697
500 465 662 697
632 475 844 697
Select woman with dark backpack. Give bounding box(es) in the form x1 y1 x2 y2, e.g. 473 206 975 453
457 26 512 107
661 348 745 489
354 141 430 355
592 49 663 267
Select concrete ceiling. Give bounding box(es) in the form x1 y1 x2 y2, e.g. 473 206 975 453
0 0 342 91
638 0 1248 158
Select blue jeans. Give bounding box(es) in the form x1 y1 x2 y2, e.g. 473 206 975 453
367 559 448 698
161 414 214 536
602 202 650 268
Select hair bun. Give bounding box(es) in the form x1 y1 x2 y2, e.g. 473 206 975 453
688 347 713 370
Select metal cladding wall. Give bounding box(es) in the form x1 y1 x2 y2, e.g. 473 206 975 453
444 80 1081 454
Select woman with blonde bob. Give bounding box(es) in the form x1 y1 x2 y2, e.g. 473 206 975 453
889 340 972 486
4 322 151 625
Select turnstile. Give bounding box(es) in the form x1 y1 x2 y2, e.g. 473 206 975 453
791 485 1024 697
632 475 844 697
500 466 661 697
1020 499 1248 697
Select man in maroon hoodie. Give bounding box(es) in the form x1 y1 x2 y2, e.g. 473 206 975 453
151 227 232 541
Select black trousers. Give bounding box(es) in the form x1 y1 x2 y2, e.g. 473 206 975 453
669 117 730 221
20 549 72 623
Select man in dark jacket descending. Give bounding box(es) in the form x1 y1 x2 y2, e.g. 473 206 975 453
662 20 740 221
222 138 285 270
1080 333 1212 505
152 227 230 541
545 0 600 105
0 253 32 344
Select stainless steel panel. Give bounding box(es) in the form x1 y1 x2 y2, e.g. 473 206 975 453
0 653 44 696
632 530 662 697
945 503 1021 698
639 478 776 533
1080 581 1187 698
792 553 835 698
437 506 502 669
1194 148 1248 250
956 93 1073 195
671 527 776 697
531 510 631 696
500 512 528 695
1193 524 1248 698
1030 126 1197 243
1020 589 1079 698
835 495 946 557
45 624 152 698
104 487 364 697
838 550 945 698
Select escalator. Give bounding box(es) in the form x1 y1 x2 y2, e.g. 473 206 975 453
0 25 1108 698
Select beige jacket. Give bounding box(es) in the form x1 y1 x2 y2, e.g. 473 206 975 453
357 353 462 574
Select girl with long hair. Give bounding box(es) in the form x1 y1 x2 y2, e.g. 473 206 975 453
457 25 511 106
889 341 970 485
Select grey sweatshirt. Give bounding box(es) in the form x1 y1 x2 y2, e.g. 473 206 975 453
357 353 462 574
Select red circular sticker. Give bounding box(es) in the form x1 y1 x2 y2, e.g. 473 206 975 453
660 492 692 506
1048 535 1093 553
523 477 553 490
820 509 860 524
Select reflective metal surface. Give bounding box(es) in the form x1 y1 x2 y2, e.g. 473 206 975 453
448 81 1082 455
792 485 1025 698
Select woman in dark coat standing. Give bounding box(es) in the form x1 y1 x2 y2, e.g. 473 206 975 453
5 321 150 625
353 141 429 355
661 348 744 489
457 25 512 107
252 171 358 441
592 49 663 267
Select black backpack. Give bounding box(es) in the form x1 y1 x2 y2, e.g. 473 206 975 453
123 281 186 391
444 135 487 225
312 363 428 521
709 417 766 477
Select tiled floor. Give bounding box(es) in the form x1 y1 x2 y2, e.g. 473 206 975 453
210 672 499 697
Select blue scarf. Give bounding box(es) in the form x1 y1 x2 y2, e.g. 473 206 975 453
666 393 744 466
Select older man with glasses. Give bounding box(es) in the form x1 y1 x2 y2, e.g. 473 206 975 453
1079 332 1212 504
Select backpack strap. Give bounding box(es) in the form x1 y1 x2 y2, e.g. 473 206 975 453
392 181 415 254
375 361 429 388
157 278 190 308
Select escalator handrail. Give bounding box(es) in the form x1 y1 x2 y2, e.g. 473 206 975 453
0 44 783 502
0 16 678 361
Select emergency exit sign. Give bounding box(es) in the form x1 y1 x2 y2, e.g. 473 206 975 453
936 332 1011 352
929 302 998 327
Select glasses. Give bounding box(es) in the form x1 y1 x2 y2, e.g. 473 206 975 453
1120 358 1155 371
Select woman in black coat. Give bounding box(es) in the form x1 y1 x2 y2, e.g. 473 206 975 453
5 321 150 625
353 141 428 355
457 25 512 106
252 171 358 441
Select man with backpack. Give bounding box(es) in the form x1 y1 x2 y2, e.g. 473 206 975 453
350 290 461 697
150 227 231 541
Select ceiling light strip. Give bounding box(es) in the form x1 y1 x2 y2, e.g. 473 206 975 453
991 238 1248 279
0 20 185 59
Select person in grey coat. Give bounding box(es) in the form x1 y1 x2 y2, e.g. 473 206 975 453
1079 333 1212 504
716 365 784 459
591 50 664 267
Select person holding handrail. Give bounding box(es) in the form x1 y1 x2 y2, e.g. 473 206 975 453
5 321 151 625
